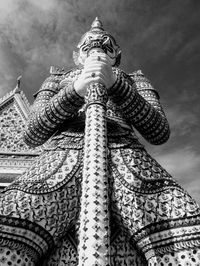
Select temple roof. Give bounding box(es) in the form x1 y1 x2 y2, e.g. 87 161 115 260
0 85 34 154
0 82 30 118
0 81 39 188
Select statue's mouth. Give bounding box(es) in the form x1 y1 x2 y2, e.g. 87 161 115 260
87 40 107 55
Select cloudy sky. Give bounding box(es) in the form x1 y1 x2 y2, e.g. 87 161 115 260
0 0 200 203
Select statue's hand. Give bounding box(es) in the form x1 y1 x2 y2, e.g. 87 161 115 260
74 52 117 97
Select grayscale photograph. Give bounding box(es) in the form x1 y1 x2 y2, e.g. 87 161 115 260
0 0 199 265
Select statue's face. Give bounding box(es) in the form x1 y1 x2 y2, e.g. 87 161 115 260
76 31 121 66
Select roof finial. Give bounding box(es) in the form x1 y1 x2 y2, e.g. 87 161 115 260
14 75 22 93
17 75 22 88
90 17 104 31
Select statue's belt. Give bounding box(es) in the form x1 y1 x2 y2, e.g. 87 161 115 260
61 117 132 132
44 118 144 151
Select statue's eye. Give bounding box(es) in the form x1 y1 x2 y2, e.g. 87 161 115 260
82 45 89 52
87 35 94 44
102 35 110 44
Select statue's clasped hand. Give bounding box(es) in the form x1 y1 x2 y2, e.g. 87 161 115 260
74 52 117 98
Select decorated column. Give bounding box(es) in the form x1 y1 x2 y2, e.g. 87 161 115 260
78 82 110 266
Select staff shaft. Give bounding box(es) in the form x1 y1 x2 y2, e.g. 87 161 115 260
78 82 110 266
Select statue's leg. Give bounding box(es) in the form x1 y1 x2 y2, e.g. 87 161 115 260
0 148 82 265
110 147 200 265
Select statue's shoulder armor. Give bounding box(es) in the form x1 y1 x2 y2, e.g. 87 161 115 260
50 66 70 76
129 70 148 83
128 70 158 95
34 66 82 97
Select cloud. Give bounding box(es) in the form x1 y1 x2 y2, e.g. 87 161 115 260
0 41 23 98
120 0 200 73
0 0 81 98
175 36 200 63
165 106 198 138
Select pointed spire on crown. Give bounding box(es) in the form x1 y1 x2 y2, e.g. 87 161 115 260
90 17 104 32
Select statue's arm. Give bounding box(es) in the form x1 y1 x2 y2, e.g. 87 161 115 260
109 70 170 145
23 74 84 147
